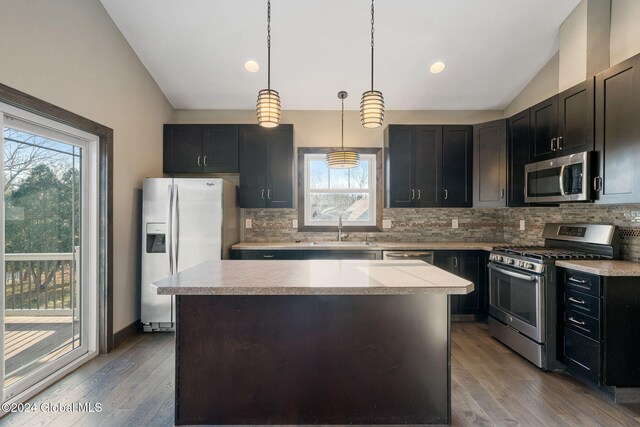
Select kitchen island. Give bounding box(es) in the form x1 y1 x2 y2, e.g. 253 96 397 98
152 259 473 425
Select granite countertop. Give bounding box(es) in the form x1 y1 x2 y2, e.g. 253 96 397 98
232 241 503 252
556 260 640 277
152 260 474 296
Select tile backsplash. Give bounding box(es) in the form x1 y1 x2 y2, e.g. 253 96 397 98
242 204 640 261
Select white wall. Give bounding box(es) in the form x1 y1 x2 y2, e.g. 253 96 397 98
0 0 174 333
503 53 560 118
559 0 588 91
173 110 503 148
610 0 640 65
505 0 640 117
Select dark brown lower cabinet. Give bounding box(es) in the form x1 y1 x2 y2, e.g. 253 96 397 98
231 249 382 260
299 250 382 260
231 250 298 260
433 250 487 319
558 268 640 398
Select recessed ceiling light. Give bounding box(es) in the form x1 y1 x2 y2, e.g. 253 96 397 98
429 61 446 74
244 60 260 73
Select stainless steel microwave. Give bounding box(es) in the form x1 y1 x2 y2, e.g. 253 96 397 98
524 151 592 203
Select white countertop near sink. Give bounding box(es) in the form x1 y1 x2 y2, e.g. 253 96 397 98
152 260 474 296
232 241 502 252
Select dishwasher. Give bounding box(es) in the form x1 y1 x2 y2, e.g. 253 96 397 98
382 251 434 264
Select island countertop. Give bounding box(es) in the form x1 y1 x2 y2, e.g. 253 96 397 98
152 259 474 296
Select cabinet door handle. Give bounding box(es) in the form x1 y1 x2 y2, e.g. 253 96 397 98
203 156 207 166
453 257 458 268
568 296 586 305
568 316 587 326
444 189 448 200
568 277 587 285
261 189 265 200
411 189 415 200
557 136 563 150
197 156 202 166
500 188 505 199
262 254 274 259
417 189 421 200
593 176 603 192
551 138 557 151
267 189 271 199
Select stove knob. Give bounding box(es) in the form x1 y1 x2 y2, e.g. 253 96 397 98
496 256 503 262
525 262 535 270
507 258 515 265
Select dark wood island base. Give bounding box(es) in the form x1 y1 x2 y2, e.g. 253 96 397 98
175 294 451 425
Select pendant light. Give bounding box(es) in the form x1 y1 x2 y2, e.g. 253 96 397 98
326 91 360 169
256 0 281 128
360 0 385 128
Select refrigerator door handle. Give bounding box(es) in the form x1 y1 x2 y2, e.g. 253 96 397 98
168 184 174 275
175 185 180 273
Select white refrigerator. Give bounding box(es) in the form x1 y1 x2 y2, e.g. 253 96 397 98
141 178 238 331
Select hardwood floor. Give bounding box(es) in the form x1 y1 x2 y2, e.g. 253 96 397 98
1 322 639 426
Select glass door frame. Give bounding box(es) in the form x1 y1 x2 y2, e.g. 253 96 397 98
0 101 99 404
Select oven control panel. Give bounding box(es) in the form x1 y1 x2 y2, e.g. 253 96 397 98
489 253 545 274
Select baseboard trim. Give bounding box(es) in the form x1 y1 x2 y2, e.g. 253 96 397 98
113 319 141 349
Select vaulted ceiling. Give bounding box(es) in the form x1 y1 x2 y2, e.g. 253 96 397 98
100 0 580 110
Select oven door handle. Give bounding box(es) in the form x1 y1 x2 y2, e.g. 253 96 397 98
488 264 537 281
559 164 567 196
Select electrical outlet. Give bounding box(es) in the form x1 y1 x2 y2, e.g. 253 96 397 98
520 219 525 231
452 218 459 229
245 219 252 229
292 219 298 229
382 219 392 229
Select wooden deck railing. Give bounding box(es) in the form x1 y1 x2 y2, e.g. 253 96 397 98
4 250 79 315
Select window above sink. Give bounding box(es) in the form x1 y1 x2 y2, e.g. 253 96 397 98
297 148 382 232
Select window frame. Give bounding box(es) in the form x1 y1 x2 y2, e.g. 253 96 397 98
297 147 382 232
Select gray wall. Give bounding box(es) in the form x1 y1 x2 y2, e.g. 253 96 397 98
0 0 174 332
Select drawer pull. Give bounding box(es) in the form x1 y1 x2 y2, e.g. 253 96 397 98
568 277 588 285
568 296 586 305
262 255 274 258
568 316 587 326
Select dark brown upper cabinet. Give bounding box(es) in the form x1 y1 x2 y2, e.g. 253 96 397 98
238 124 294 208
163 124 239 174
557 80 594 155
530 80 594 163
442 126 473 207
384 125 471 208
507 110 531 207
594 55 640 204
473 119 507 208
530 96 558 161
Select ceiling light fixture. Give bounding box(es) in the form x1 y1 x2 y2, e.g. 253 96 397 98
360 0 384 129
429 61 446 74
256 0 281 128
244 60 260 72
327 91 360 169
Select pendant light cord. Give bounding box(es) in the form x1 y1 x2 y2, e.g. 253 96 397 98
370 0 375 91
267 0 271 90
341 97 345 150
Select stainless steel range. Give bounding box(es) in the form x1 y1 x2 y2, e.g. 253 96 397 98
488 223 619 370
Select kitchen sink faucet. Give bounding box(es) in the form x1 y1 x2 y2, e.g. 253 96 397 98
338 213 349 242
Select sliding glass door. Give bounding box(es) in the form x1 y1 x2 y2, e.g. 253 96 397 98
0 104 98 401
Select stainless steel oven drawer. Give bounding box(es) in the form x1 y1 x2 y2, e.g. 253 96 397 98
565 309 600 340
564 289 600 320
